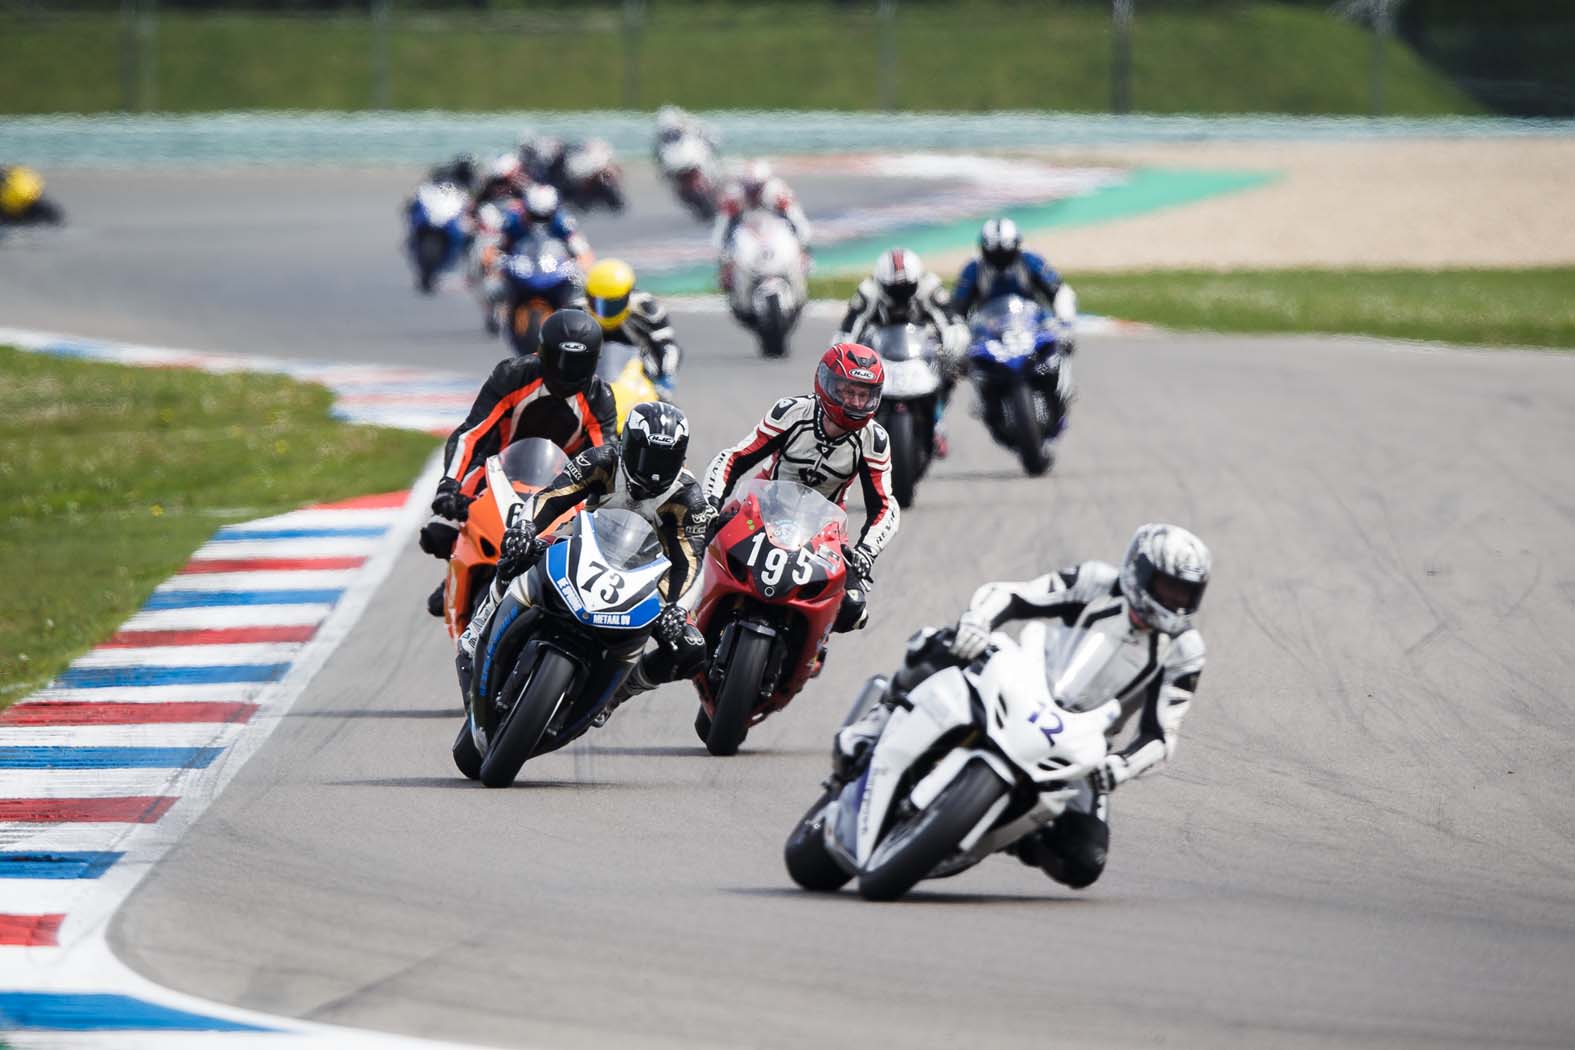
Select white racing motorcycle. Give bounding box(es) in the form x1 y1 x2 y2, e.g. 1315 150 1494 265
784 625 1122 901
724 210 808 358
657 135 720 222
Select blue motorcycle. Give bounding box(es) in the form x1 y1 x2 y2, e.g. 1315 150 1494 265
965 295 1070 476
501 235 583 356
405 181 469 294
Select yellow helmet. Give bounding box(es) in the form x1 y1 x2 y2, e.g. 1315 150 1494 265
1 166 45 218
585 258 636 332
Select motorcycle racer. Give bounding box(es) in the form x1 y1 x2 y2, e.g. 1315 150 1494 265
471 152 527 210
834 522 1210 889
654 105 718 158
483 401 715 720
417 310 618 611
714 159 813 256
499 183 593 267
585 259 684 393
703 343 898 633
836 247 970 457
952 218 1078 349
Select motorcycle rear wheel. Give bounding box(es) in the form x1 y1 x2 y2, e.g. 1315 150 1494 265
758 296 788 359
705 629 772 756
857 760 1007 902
785 789 852 892
478 649 576 788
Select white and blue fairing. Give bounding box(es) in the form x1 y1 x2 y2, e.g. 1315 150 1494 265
542 508 669 631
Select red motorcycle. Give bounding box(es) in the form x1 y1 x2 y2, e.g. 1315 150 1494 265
689 479 849 756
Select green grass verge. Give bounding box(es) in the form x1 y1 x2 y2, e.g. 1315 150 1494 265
0 347 438 711
808 267 1575 349
0 3 1478 115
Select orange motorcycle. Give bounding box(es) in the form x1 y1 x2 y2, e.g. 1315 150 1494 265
443 438 581 641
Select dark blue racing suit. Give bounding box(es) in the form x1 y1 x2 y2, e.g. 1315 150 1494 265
499 206 591 260
952 250 1065 318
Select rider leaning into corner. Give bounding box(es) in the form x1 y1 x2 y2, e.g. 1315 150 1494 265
477 401 715 723
584 258 685 393
713 159 813 289
836 247 971 458
703 343 899 637
653 104 718 158
416 310 619 616
953 217 1079 353
835 523 1211 890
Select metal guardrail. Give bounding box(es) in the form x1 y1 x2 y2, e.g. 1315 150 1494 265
3 112 1574 168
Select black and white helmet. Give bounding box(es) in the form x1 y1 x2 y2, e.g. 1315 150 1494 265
1119 523 1211 635
874 247 922 307
980 217 1023 269
621 401 690 500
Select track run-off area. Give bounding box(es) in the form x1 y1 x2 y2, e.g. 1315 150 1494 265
2 166 1574 1049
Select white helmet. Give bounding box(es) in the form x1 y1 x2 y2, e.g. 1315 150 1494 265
656 105 686 135
980 217 1023 269
874 248 923 306
742 159 774 196
1119 523 1211 635
524 183 560 222
487 152 522 181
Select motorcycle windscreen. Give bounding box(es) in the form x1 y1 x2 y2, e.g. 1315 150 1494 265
968 295 1044 340
1043 625 1151 713
730 478 846 551
589 508 664 570
869 324 933 363
497 438 569 491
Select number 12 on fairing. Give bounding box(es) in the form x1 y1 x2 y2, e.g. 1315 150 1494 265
743 532 814 586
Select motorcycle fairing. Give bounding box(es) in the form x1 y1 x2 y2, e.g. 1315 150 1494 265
544 512 668 630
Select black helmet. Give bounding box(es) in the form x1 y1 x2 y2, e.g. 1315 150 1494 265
539 309 603 397
621 401 690 500
980 217 1023 270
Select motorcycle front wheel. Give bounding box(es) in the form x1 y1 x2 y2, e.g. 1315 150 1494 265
882 407 919 509
785 788 853 892
705 628 772 756
478 648 577 788
858 760 1007 902
1010 383 1052 477
757 295 788 359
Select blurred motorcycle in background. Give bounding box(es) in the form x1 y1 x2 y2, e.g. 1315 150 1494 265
404 180 469 294
657 135 720 222
1 165 65 227
965 294 1073 476
722 210 809 358
868 323 945 508
499 234 584 356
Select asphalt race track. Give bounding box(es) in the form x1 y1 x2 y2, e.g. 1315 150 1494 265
5 169 1575 1049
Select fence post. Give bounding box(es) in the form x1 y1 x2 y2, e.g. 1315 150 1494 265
1369 0 1392 116
371 0 392 110
877 0 897 111
622 0 645 110
137 0 158 112
1111 0 1133 114
120 0 137 112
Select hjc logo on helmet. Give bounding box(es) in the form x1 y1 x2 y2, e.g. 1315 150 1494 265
559 341 587 353
849 369 877 382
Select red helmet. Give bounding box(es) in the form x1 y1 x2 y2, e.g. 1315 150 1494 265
814 342 884 431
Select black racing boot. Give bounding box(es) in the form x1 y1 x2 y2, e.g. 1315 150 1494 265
595 662 658 728
426 580 446 618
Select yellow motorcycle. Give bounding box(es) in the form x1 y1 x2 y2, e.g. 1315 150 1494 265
0 166 64 225
596 342 665 431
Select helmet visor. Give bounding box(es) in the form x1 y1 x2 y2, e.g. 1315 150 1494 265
625 439 685 494
1141 561 1206 614
589 292 630 326
983 246 1019 269
884 279 918 306
552 340 599 391
816 362 881 420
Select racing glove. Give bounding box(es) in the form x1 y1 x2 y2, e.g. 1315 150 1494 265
431 477 471 522
949 609 992 662
418 520 460 560
1091 754 1131 794
651 603 690 648
841 544 875 586
496 520 542 582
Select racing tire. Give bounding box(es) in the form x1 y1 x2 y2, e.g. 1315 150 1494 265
415 229 446 294
785 789 853 892
478 649 576 788
883 407 919 509
452 720 482 781
1011 383 1051 477
758 296 788 359
857 760 1008 902
705 629 772 757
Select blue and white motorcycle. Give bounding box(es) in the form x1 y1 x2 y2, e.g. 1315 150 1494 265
784 626 1121 901
965 294 1073 476
404 181 469 294
453 507 669 788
